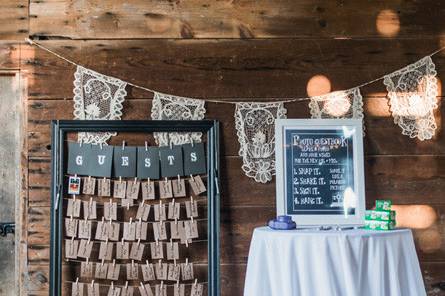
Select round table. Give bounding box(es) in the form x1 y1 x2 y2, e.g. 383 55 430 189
244 227 425 296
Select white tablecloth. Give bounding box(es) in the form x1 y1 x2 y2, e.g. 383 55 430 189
244 227 425 296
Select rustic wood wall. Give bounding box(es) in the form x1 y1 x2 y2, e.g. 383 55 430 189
0 0 445 295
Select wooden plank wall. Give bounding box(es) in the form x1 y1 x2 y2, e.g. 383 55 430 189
1 0 445 295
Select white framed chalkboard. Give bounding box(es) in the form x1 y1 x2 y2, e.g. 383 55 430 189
275 119 365 227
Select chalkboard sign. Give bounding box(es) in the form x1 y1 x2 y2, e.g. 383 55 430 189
275 119 365 226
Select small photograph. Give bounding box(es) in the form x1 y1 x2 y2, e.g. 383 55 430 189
68 176 81 195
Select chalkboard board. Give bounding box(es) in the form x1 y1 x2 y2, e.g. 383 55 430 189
275 119 365 226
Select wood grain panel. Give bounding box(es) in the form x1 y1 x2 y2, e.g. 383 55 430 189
0 1 28 41
28 0 445 39
0 42 20 69
21 39 445 99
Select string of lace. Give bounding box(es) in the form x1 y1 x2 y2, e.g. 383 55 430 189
309 87 364 120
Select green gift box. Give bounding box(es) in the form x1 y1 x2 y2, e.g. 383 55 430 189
375 200 392 211
365 210 395 221
365 219 396 231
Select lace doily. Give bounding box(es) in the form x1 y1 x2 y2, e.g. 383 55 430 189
73 66 127 144
383 56 438 141
309 88 364 120
235 102 287 183
151 92 206 146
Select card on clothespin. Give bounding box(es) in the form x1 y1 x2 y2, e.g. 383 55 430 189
78 220 92 239
166 241 179 260
170 221 181 240
95 220 108 241
82 177 96 195
178 222 192 245
114 145 137 177
190 283 204 296
65 239 79 259
155 284 167 296
173 283 185 296
137 146 160 179
98 241 113 261
71 281 84 296
183 142 206 176
167 264 180 281
104 201 117 220
123 220 136 241
87 282 100 296
121 285 134 296
135 221 148 240
188 175 206 196
181 262 194 280
107 285 121 296
172 177 186 197
129 241 145 260
94 262 108 279
121 198 134 208
141 180 155 200
67 198 81 218
98 178 111 197
68 176 82 195
154 203 166 221
155 262 168 280
108 222 120 241
68 142 91 175
81 261 94 278
90 144 113 178
82 200 97 220
185 199 199 218
77 239 93 259
116 240 130 259
113 179 127 199
153 222 167 241
127 179 140 199
136 203 150 221
139 283 154 296
184 220 199 239
159 179 173 199
107 261 121 281
141 262 156 281
168 200 181 220
150 242 164 259
65 218 78 237
126 262 139 280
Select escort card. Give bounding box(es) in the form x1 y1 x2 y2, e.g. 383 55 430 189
77 239 93 258
87 283 100 296
172 178 186 197
188 175 206 196
150 242 164 259
178 221 192 244
121 286 134 296
135 221 148 240
107 286 121 296
126 262 139 280
78 220 92 239
126 180 140 199
141 181 155 200
98 178 111 197
82 200 97 220
153 222 167 241
155 284 167 296
159 180 173 199
90 144 113 177
121 199 134 207
98 242 113 261
114 146 137 177
183 143 206 176
95 221 108 241
168 201 181 220
167 264 180 281
80 261 94 278
137 147 160 180
174 284 185 296
141 263 156 281
123 221 136 241
136 203 150 221
159 146 184 177
107 263 120 281
67 198 81 218
170 221 181 240
129 242 145 260
65 218 78 237
82 177 96 195
181 262 194 280
108 222 120 241
190 284 204 296
139 284 153 296
71 282 84 296
185 200 199 218
166 242 179 260
95 263 108 279
65 239 79 259
155 262 168 280
154 203 167 221
116 241 130 259
113 180 126 199
104 201 117 220
184 220 199 239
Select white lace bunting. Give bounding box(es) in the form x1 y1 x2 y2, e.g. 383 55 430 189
234 102 287 183
73 66 127 144
151 92 206 146
383 56 439 141
309 87 364 120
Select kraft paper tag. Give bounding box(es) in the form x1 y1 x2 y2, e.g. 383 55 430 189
184 220 199 239
107 263 121 281
178 222 192 244
68 176 81 195
77 239 93 259
126 263 139 280
159 180 173 199
155 262 168 280
153 222 167 241
127 180 140 199
98 242 113 261
168 201 181 220
174 284 185 296
166 242 179 260
129 242 145 261
123 222 136 241
82 200 97 220
94 263 108 279
104 202 117 221
154 204 166 221
81 261 94 278
65 218 78 238
189 175 206 196
67 199 81 218
82 177 96 195
170 221 181 239
181 263 194 280
98 178 111 197
150 242 164 259
87 283 100 296
155 284 167 296
72 282 84 296
172 178 186 197
108 222 120 241
121 286 134 296
185 200 199 218
113 180 127 199
139 284 154 296
167 264 180 281
141 263 156 281
78 220 92 239
121 199 134 207
141 181 155 200
190 284 204 296
136 203 151 221
116 241 130 259
107 286 121 296
65 239 79 259
135 221 148 240
95 221 108 241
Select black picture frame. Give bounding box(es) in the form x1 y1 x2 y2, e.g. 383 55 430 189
50 120 220 296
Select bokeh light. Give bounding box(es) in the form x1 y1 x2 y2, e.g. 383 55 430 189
376 9 400 37
306 75 331 97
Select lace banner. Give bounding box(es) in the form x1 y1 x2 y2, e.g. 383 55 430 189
151 92 206 146
73 66 127 144
234 102 287 183
309 88 364 121
383 56 439 141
